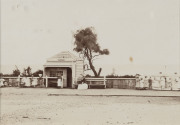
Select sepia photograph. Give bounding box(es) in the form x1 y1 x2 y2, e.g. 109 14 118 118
1 0 180 125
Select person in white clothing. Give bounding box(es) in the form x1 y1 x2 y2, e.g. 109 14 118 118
152 76 160 89
135 75 140 90
178 77 180 89
171 74 179 90
25 77 31 87
57 76 62 88
160 77 165 90
16 75 21 87
0 78 5 87
172 76 180 90
139 76 144 90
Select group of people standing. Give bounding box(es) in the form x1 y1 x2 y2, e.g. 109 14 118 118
19 75 44 88
135 75 180 90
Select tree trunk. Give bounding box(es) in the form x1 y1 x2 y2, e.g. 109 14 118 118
97 68 102 76
88 58 98 77
85 49 99 77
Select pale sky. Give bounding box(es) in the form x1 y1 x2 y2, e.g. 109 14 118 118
1 0 180 75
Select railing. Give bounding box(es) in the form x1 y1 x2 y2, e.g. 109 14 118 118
2 76 63 88
85 76 107 88
2 76 135 89
2 76 179 90
85 77 136 89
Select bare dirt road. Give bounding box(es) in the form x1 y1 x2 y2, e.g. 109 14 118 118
1 88 180 125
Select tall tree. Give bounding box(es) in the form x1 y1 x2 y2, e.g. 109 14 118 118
12 65 20 76
0 73 3 77
22 66 32 77
73 27 109 77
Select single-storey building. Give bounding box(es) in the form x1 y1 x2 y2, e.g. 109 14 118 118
43 51 84 88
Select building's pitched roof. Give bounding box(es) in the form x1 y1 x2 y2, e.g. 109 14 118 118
46 51 82 62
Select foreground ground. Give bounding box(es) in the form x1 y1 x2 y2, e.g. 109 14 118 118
1 88 180 125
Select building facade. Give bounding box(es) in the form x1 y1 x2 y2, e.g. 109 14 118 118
43 51 84 88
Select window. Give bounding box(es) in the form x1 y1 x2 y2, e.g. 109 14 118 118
50 71 56 77
50 71 63 77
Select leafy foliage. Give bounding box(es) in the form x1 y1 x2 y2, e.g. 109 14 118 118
32 70 43 77
74 27 110 77
12 66 20 76
106 74 135 78
0 73 3 77
22 66 32 77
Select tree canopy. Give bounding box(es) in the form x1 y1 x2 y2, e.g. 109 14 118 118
22 66 32 77
12 65 20 76
32 70 43 77
74 27 109 77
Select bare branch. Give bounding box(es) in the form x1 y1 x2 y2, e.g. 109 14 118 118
84 68 91 71
89 49 93 59
92 54 100 58
83 64 91 71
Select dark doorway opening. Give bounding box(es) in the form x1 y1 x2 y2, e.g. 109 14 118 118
67 67 72 88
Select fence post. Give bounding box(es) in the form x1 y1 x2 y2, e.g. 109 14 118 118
45 75 48 88
104 76 106 89
18 75 20 87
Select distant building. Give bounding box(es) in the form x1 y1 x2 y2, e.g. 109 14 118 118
43 51 84 88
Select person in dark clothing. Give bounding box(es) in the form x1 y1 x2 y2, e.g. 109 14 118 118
148 77 152 89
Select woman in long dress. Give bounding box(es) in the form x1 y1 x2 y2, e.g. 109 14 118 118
152 76 160 89
160 77 165 90
178 77 180 89
139 76 144 90
172 76 180 90
0 78 5 87
57 76 62 88
25 77 31 87
175 77 180 90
